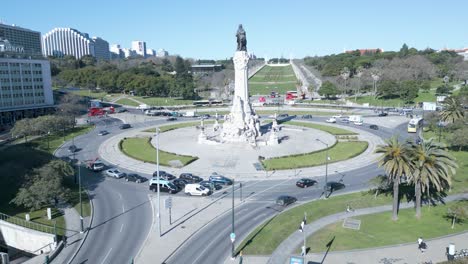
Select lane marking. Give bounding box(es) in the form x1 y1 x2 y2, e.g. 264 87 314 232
245 178 293 200
120 223 124 233
100 247 113 264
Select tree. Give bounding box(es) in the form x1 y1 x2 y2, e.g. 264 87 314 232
11 160 73 211
161 58 174 72
440 97 465 123
375 137 413 220
318 81 338 98
447 201 468 229
446 127 468 151
409 138 457 219
399 43 409 57
11 118 36 142
419 81 431 93
400 80 419 103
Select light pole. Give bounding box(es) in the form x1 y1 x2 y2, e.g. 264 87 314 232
231 178 236 259
78 162 84 233
316 139 329 193
155 128 162 237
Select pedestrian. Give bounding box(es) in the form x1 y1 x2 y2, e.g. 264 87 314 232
346 204 353 212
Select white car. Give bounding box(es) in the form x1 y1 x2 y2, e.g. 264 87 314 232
105 168 126 178
332 114 343 119
354 121 363 126
325 117 336 123
98 130 109 136
184 184 210 196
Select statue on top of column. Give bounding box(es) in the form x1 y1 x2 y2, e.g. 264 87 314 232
236 24 247 51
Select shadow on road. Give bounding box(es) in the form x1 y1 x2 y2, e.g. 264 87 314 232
90 200 150 231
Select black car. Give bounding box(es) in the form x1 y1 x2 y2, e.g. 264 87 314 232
153 170 176 180
172 178 188 189
369 124 379 130
68 145 78 153
276 195 297 206
277 113 289 118
119 124 131 129
378 112 388 117
179 173 203 183
301 114 313 119
296 178 317 188
200 180 223 191
209 173 233 185
125 173 147 183
116 108 127 113
324 181 346 192
166 117 177 121
200 114 211 119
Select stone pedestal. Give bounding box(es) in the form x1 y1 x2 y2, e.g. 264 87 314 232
221 51 260 144
268 130 279 145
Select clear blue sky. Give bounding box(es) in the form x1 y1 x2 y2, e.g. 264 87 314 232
2 0 466 59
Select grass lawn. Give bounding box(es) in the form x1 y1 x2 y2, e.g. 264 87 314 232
249 82 297 96
261 141 368 170
237 192 392 255
284 121 357 135
119 137 198 166
134 96 194 106
306 201 468 253
116 98 140 107
9 208 66 236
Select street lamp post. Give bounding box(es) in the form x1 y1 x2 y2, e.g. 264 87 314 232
231 178 236 259
316 139 329 194
155 128 162 237
78 162 84 233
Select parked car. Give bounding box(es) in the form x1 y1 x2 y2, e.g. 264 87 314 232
152 170 176 180
184 184 210 196
276 195 297 206
105 168 126 178
166 117 177 121
378 112 388 117
325 117 336 123
119 124 131 129
369 124 379 130
125 173 147 183
149 179 180 194
296 178 317 188
209 173 233 185
179 173 203 183
301 114 313 119
200 180 223 191
98 130 109 136
172 178 188 189
68 145 78 153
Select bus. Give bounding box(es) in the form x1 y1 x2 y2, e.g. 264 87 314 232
407 117 423 133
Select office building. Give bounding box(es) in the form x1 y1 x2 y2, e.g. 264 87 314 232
131 41 146 57
0 23 42 56
110 44 124 59
146 48 155 57
156 48 168 57
92 37 110 60
122 48 136 58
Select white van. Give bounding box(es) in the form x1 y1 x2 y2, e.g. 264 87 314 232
184 184 210 196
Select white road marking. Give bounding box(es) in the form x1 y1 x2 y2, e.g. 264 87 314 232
245 178 293 200
120 223 124 233
122 204 125 213
100 247 113 264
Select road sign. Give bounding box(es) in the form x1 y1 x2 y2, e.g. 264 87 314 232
164 197 172 209
230 232 236 242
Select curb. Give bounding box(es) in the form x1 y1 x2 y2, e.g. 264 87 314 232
65 189 95 264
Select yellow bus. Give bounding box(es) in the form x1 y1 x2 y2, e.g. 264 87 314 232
408 117 423 133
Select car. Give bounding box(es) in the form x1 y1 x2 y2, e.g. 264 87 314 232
325 117 336 123
199 114 211 119
68 145 78 153
172 178 188 189
105 168 126 178
184 184 210 196
209 173 233 185
125 173 147 183
119 124 131 129
199 180 223 191
98 130 109 136
354 121 363 126
369 124 379 130
301 114 313 119
296 178 317 188
179 173 203 183
332 114 343 119
152 170 176 180
340 117 350 123
276 195 297 206
166 117 177 121
324 181 346 192
277 113 289 118
378 112 388 117
149 179 180 194
116 108 127 113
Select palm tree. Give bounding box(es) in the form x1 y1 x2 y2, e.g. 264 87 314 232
375 136 413 221
440 97 465 123
409 138 458 219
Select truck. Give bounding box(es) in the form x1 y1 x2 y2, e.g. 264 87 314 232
183 111 197 117
348 115 363 123
86 158 105 172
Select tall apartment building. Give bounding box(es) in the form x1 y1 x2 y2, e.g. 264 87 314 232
0 24 54 126
0 23 42 56
156 48 168 57
42 28 110 60
131 41 146 57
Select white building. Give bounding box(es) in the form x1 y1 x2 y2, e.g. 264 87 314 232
146 48 156 57
131 41 146 57
42 28 110 60
156 48 168 57
110 44 124 59
122 48 136 58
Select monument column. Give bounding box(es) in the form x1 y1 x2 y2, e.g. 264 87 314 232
233 51 250 114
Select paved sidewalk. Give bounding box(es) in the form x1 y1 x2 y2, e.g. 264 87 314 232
267 193 468 264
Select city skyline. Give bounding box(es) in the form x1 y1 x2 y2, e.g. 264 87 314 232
1 0 467 59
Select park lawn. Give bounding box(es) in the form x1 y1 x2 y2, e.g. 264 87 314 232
355 96 406 107
10 208 66 236
261 141 368 170
306 201 468 253
134 96 194 106
249 75 297 82
119 137 198 166
237 191 392 255
284 121 357 135
249 82 297 95
116 98 140 107
27 125 95 154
